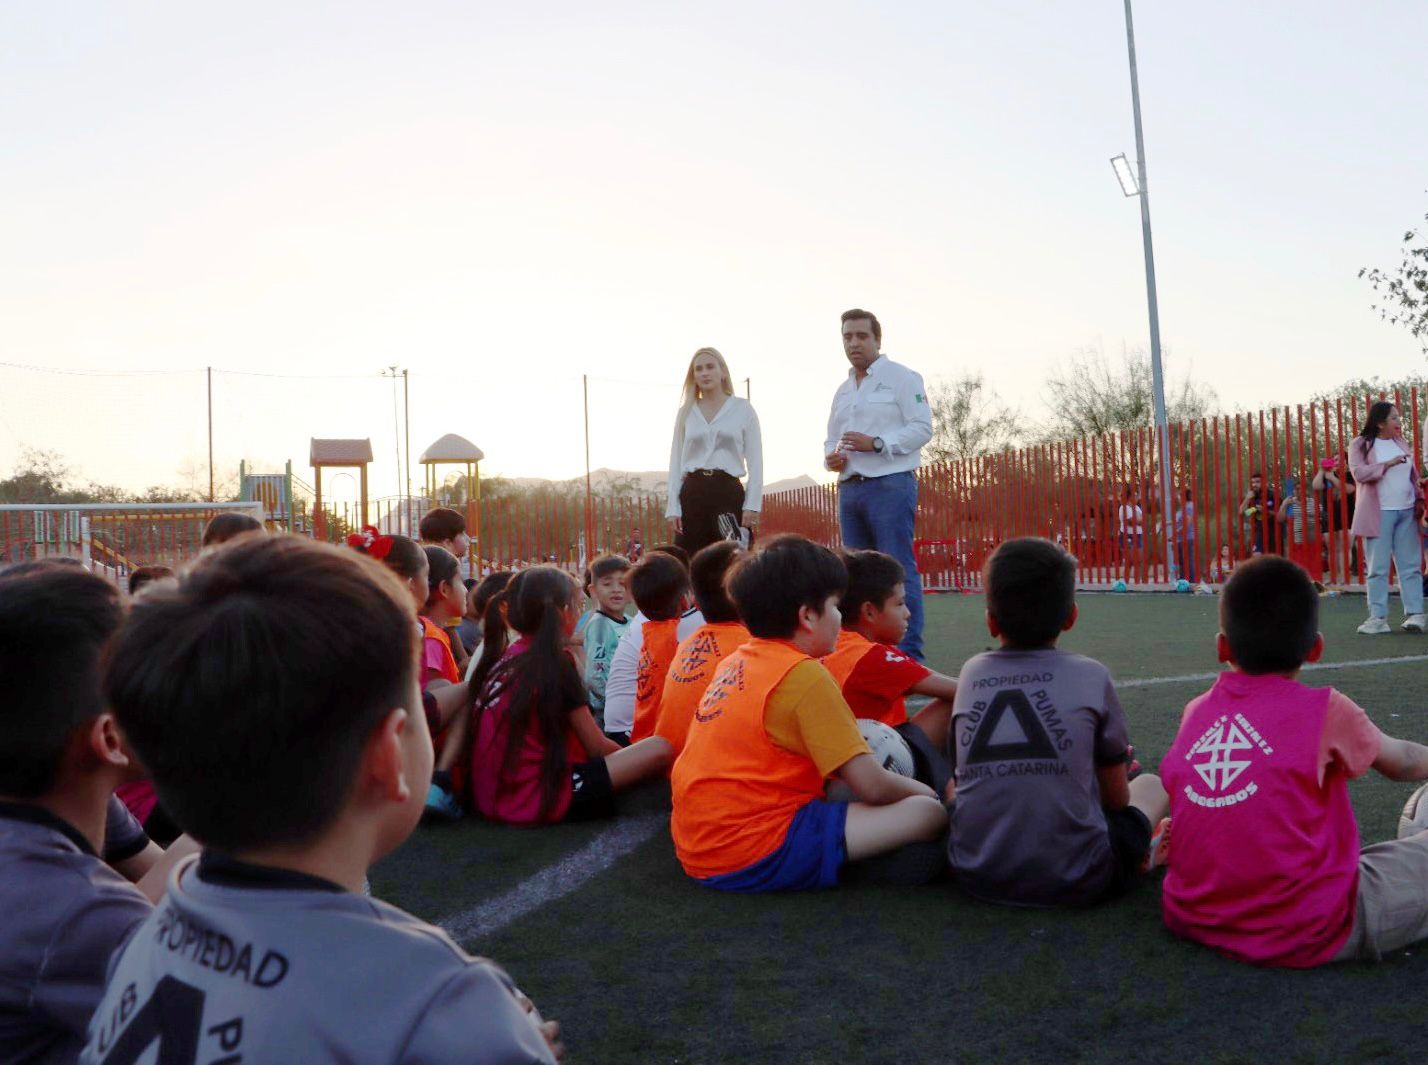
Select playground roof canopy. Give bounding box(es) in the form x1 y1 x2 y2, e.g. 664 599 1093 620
309 438 374 467
419 433 484 464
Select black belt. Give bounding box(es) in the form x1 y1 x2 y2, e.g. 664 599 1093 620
841 474 877 483
692 469 736 479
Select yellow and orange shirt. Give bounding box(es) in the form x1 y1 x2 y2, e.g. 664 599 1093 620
671 639 869 879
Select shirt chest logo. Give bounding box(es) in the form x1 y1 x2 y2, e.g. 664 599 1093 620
1182 712 1275 808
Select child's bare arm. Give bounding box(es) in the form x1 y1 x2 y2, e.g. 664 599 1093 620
570 706 621 757
1096 762 1131 811
835 752 936 805
427 681 470 731
1373 735 1428 782
908 671 958 700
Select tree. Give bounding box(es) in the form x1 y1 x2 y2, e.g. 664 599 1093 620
1360 208 1428 354
924 373 1018 464
1039 343 1218 441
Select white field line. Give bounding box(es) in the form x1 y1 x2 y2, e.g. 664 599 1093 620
438 812 666 943
1118 652 1428 689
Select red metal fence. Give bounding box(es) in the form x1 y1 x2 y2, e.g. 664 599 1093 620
762 390 1423 590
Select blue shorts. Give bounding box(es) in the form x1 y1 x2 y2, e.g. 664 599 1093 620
699 800 849 893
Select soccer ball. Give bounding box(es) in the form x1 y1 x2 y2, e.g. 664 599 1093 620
1175 579 1191 593
1112 579 1128 592
1398 783 1428 839
857 719 916 777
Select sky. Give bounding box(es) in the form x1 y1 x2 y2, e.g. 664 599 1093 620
2 1 1426 505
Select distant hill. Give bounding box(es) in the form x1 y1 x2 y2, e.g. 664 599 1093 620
493 469 819 497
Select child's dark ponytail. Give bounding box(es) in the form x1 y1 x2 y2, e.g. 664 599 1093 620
472 566 584 818
469 585 512 696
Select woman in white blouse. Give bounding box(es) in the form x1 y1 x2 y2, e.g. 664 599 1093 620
666 347 763 556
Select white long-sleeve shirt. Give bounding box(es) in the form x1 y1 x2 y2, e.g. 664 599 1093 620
666 396 763 518
601 607 704 735
823 355 933 480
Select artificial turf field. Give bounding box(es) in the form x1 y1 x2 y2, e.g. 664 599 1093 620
373 592 1428 1064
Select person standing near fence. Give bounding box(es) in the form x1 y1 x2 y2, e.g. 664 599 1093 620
666 348 763 557
824 309 933 661
1350 401 1424 635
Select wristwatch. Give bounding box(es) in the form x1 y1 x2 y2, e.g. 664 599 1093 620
872 437 885 454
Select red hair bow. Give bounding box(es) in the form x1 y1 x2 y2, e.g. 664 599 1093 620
346 524 395 561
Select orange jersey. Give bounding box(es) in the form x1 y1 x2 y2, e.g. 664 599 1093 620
631 618 682 742
656 621 750 756
821 629 928 726
671 639 828 878
420 615 461 687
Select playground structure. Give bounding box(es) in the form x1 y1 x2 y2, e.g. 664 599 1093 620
0 502 266 583
309 438 373 539
239 459 298 533
419 433 484 574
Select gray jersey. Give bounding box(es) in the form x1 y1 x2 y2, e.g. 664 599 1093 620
0 803 152 1065
948 648 1130 906
81 855 556 1065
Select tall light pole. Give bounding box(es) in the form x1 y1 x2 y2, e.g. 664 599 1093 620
1113 0 1176 582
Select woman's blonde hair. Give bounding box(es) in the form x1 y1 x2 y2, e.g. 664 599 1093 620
678 347 734 411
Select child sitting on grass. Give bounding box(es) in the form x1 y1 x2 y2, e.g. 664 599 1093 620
576 554 631 730
464 570 515 682
348 528 468 819
467 566 672 826
629 552 693 743
602 545 703 745
86 536 562 1062
0 563 191 1063
671 535 946 892
948 537 1168 907
823 549 957 789
655 541 749 757
1162 555 1428 966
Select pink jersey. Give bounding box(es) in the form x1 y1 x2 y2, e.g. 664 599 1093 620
1162 672 1373 967
468 638 585 826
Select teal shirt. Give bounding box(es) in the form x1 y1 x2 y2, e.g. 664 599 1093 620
579 610 629 723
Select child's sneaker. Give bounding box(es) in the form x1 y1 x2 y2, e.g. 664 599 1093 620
1141 817 1171 872
1357 617 1391 635
423 780 463 823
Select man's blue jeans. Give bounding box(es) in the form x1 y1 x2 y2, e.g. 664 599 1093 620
838 471 924 660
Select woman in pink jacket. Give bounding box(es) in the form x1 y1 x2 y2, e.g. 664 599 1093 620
1349 400 1424 634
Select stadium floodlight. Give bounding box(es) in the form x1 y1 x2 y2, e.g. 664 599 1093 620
1116 0 1177 582
1110 153 1139 197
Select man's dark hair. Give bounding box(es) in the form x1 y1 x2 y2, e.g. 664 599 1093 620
0 564 124 797
1221 556 1319 675
690 542 743 623
104 536 418 851
128 565 175 596
839 550 905 628
984 538 1076 648
629 552 690 621
728 535 847 639
648 543 691 569
202 511 263 547
840 308 882 344
419 506 467 544
583 553 631 594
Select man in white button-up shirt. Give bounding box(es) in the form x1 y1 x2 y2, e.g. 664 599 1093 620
824 309 934 660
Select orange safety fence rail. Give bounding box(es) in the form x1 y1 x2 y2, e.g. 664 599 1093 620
761 389 1421 591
